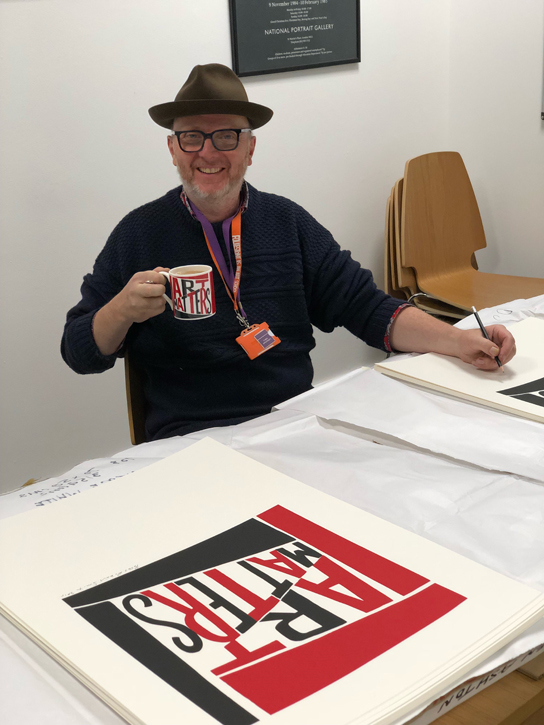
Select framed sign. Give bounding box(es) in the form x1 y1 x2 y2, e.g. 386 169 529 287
230 0 360 77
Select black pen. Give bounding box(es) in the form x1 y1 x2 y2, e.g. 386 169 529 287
471 306 503 371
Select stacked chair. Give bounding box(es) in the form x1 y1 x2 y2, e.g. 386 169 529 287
384 151 544 319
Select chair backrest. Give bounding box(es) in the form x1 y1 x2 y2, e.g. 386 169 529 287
124 353 147 446
401 152 486 280
385 187 408 300
393 177 418 295
389 185 405 298
384 194 392 294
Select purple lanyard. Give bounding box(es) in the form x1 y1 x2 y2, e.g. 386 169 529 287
190 201 247 318
191 203 235 286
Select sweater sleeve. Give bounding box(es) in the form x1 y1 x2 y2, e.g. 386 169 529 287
295 205 405 351
61 228 129 375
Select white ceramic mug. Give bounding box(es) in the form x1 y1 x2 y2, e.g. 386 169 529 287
159 265 215 320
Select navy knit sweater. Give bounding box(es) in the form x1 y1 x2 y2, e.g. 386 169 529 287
61 184 403 440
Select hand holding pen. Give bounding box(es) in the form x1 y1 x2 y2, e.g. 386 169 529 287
444 308 516 371
471 306 504 371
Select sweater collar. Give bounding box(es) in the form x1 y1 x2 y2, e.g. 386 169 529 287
179 181 249 221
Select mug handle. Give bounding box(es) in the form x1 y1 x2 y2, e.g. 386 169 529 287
158 271 173 310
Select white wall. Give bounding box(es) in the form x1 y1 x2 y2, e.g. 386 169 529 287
448 0 544 276
1 0 451 491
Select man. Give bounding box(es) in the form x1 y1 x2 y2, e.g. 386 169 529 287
62 64 516 441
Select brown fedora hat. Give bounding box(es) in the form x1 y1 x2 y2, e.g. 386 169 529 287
148 63 273 130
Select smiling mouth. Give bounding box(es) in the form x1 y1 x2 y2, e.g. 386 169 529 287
197 167 224 175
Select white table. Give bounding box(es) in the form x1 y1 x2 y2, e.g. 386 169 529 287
2 295 544 725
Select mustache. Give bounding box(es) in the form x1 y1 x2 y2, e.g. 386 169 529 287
175 161 249 201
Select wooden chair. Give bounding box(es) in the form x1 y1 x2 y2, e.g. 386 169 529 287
410 293 466 319
384 194 392 295
387 176 466 319
401 152 544 311
394 177 417 296
124 353 147 445
384 187 408 300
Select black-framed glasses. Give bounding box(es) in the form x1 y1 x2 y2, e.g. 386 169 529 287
173 128 251 152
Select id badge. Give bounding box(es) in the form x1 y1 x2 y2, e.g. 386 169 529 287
236 322 281 360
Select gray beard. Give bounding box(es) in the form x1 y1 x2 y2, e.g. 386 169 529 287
175 167 245 204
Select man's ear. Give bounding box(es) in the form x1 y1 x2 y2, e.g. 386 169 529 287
167 135 177 166
248 135 256 167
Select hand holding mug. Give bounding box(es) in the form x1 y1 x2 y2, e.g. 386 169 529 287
114 268 170 324
91 267 170 356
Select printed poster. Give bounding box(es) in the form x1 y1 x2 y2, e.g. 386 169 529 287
375 317 544 424
0 439 543 725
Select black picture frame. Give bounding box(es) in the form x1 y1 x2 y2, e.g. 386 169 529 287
229 0 361 78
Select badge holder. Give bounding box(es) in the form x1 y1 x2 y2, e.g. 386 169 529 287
236 323 281 360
